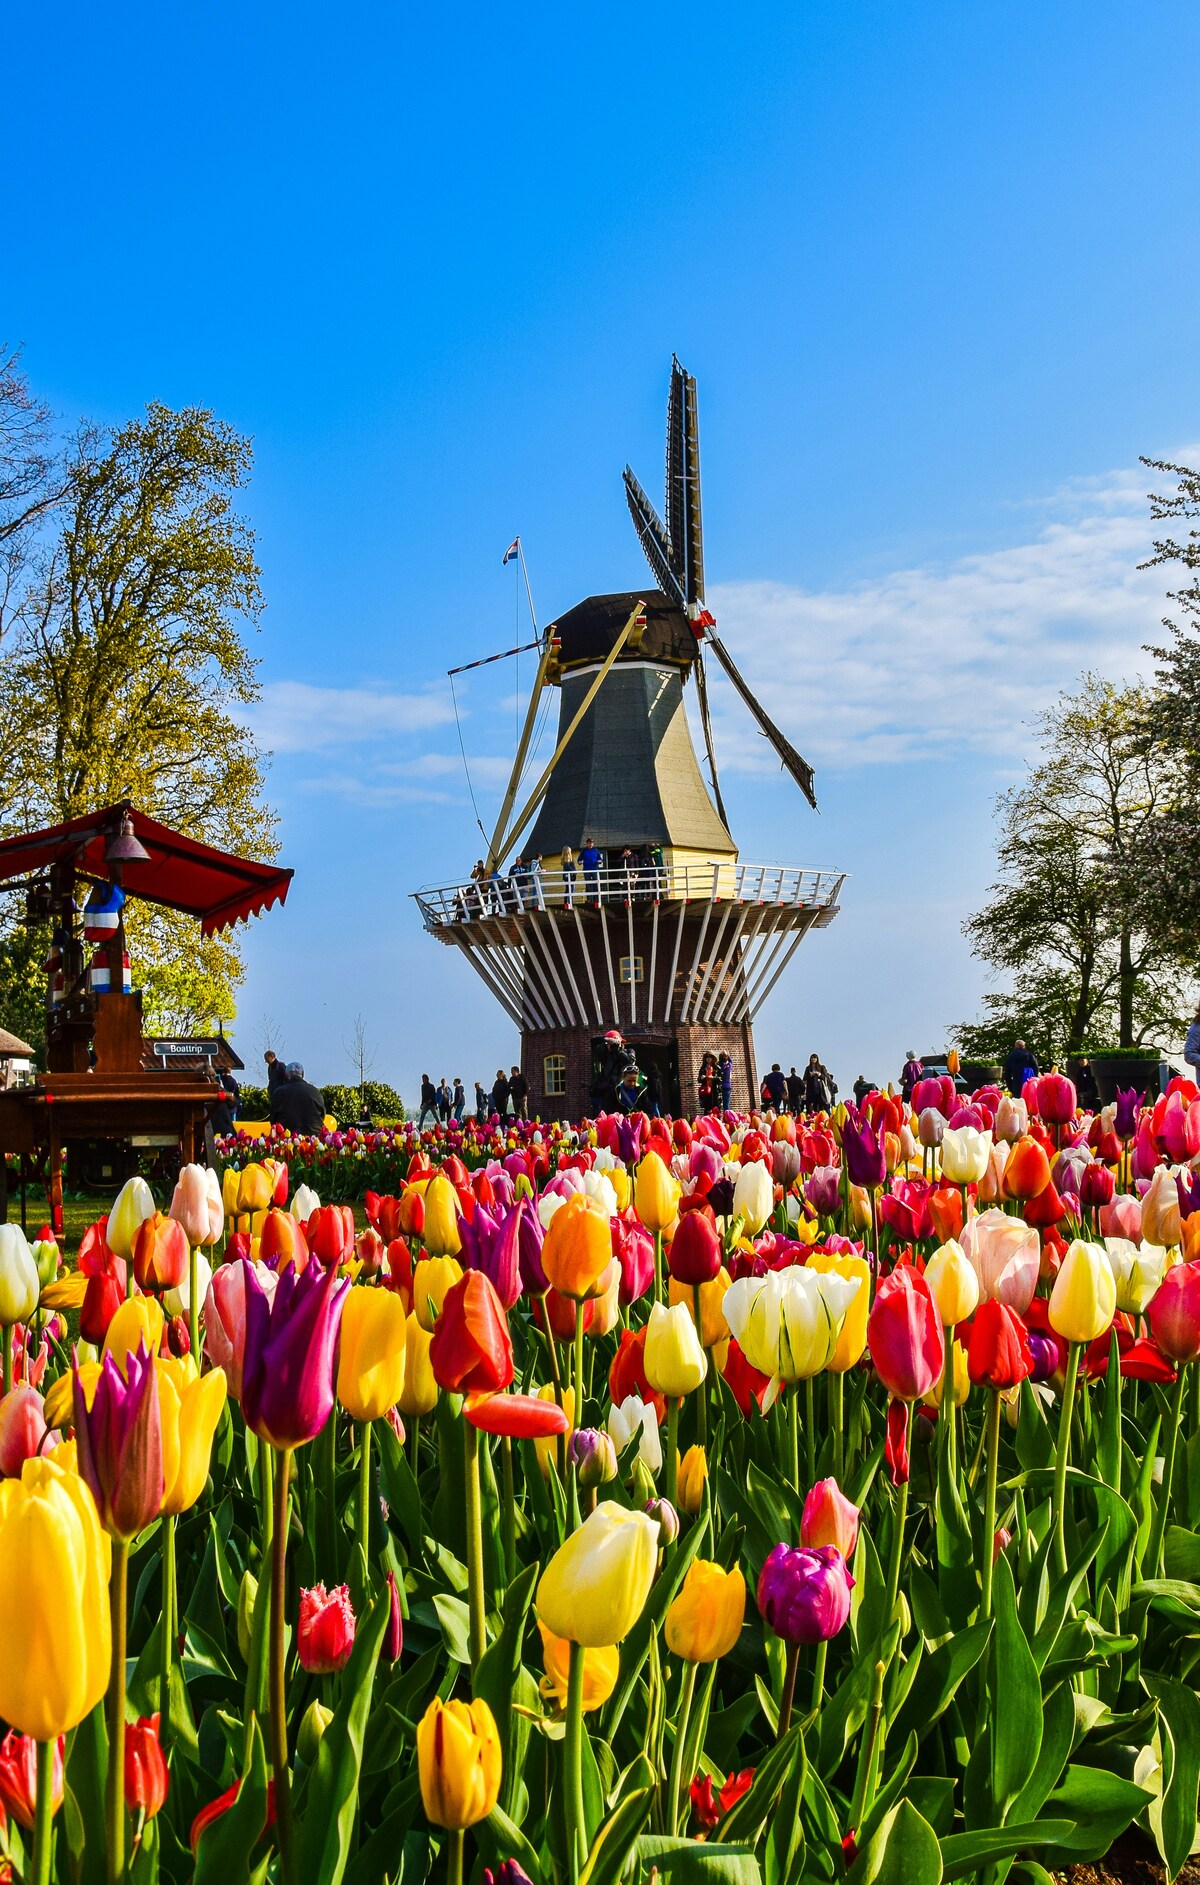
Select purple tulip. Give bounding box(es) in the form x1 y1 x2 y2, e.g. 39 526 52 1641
616 1115 645 1166
458 1201 523 1309
569 1427 618 1486
756 1543 854 1644
804 1166 841 1216
241 1256 348 1451
689 1142 724 1187
484 1865 535 1885
1114 1086 1142 1139
1026 1332 1059 1383
517 1202 548 1294
841 1109 886 1191
73 1342 164 1540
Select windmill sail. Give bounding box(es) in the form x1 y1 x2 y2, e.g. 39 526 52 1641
625 358 818 812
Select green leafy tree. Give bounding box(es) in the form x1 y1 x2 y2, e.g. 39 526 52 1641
954 675 1191 1062
0 401 277 1031
1138 457 1200 952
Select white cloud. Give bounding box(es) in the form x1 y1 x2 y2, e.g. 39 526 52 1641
705 460 1185 771
253 680 457 753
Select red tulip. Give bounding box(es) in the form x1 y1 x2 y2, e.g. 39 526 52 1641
307 1206 355 1267
80 1269 125 1345
667 1210 722 1285
132 1212 189 1292
1147 1261 1200 1364
259 1208 309 1273
613 1215 655 1304
722 1336 771 1418
0 1386 52 1477
125 1714 169 1818
926 1183 964 1244
365 1193 405 1243
298 1583 356 1674
967 1300 1033 1390
463 1390 570 1438
1079 1163 1115 1209
867 1267 944 1401
609 1325 665 1422
428 1272 514 1393
0 1731 63 1829
1023 1180 1067 1229
356 1227 385 1277
191 1778 277 1855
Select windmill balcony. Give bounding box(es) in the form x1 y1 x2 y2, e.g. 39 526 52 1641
414 861 845 930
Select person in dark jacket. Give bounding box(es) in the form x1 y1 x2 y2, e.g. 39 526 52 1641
490 1069 511 1117
269 1062 326 1134
418 1075 439 1128
474 1080 488 1120
719 1053 734 1109
853 1075 872 1106
616 1064 644 1112
210 1068 240 1137
1074 1056 1098 1110
1003 1040 1039 1097
803 1054 830 1111
763 1063 786 1108
509 1066 529 1119
785 1067 803 1111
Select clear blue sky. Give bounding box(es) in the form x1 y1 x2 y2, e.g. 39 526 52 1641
6 2 1199 1100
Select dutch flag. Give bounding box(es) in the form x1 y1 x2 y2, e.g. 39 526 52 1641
502 538 520 565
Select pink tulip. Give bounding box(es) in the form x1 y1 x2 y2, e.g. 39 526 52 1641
689 1143 724 1186
994 1096 1029 1143
960 1208 1040 1313
801 1477 860 1559
1146 1259 1200 1362
1032 1075 1077 1125
204 1259 278 1400
169 1164 212 1248
1134 1117 1160 1181
0 1387 53 1476
867 1267 944 1401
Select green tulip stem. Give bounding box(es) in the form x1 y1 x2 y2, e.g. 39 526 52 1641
1 1324 11 1396
105 1537 130 1885
358 1420 373 1564
777 1640 800 1738
883 1475 909 1629
654 1230 664 1304
32 1737 55 1885
788 1386 800 1498
501 1435 517 1585
667 1659 699 1835
1148 1364 1189 1575
160 1511 176 1740
1052 1344 1082 1577
409 1413 420 1473
811 1638 829 1714
848 1659 887 1834
187 1243 199 1363
463 1420 486 1672
260 1435 274 1555
573 1304 586 1434
980 1389 1002 1621
804 1375 816 1486
565 1640 588 1884
447 1828 465 1885
666 1398 679 1510
829 1372 844 1482
940 1327 957 1477
269 1447 297 1885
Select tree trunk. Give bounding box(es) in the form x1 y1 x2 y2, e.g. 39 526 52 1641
1119 927 1135 1048
1067 949 1095 1057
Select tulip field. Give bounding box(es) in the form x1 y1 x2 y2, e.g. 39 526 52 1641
2 1073 1200 1885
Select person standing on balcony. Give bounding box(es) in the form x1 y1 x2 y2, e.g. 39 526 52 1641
561 845 576 907
581 836 602 904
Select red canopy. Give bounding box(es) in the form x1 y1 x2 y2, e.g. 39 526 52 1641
0 802 292 935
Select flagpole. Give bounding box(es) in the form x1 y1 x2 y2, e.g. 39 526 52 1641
516 540 539 640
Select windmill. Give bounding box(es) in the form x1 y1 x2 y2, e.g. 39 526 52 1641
623 357 817 817
414 362 844 1120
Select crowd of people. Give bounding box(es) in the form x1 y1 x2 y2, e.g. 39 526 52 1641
454 836 667 918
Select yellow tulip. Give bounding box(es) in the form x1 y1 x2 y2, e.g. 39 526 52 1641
106 1176 155 1262
416 1696 502 1829
422 1173 463 1258
534 1385 574 1477
804 1251 870 1372
664 1559 746 1662
221 1167 241 1217
644 1302 707 1398
45 1359 101 1430
337 1286 407 1422
397 1318 438 1416
608 1167 632 1212
634 1151 682 1234
413 1255 463 1333
677 1444 707 1516
103 1295 165 1373
0 1457 111 1738
1048 1240 1117 1345
157 1358 228 1515
669 1268 731 1348
924 1240 980 1327
39 1270 88 1312
537 1621 619 1712
922 1340 970 1409
541 1194 613 1301
237 1163 273 1214
537 1501 659 1646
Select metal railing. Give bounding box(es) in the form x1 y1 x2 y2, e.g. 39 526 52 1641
413 861 845 930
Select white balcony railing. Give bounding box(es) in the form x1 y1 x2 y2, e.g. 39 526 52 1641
413 861 845 930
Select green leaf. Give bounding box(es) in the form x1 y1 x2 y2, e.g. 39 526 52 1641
194 1719 271 1885
1146 1675 1200 1881
1009 1682 1076 1826
935 1433 975 1630
473 1560 537 1817
1163 1526 1200 1583
889 1622 990 1751
717 1724 803 1846
64 1707 108 1885
641 1838 764 1885
819 1624 900 1779
989 1553 1042 1817
937 1820 1074 1880
375 1411 425 1558
1039 1765 1153 1861
765 1728 807 1885
295 1585 390 1885
846 1799 942 1885
578 1762 656 1885
478 1802 547 1885
1015 1378 1054 1473
431 1591 472 1664
1096 1331 1122 1491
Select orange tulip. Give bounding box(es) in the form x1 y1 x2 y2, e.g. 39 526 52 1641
1003 1137 1051 1202
541 1194 613 1302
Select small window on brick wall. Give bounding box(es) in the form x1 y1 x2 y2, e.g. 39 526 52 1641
619 955 644 984
544 1053 567 1097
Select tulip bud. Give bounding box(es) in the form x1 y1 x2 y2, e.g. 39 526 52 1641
732 1162 773 1234
132 1213 190 1293
800 1477 860 1559
238 1570 259 1664
667 1211 722 1285
677 1443 707 1516
416 1697 502 1829
169 1164 213 1248
0 1730 64 1830
645 1496 680 1546
397 1318 438 1416
0 1388 51 1478
422 1173 463 1258
298 1699 334 1765
124 1714 169 1818
384 1569 404 1663
107 1176 155 1261
757 1543 853 1644
1048 1240 1117 1345
569 1427 618 1488
629 1456 658 1507
665 1559 746 1661
924 1240 980 1326
0 1227 40 1328
1142 1166 1182 1249
413 1255 464 1332
30 1236 59 1291
292 1183 321 1222
941 1127 993 1185
644 1301 708 1398
634 1151 682 1234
